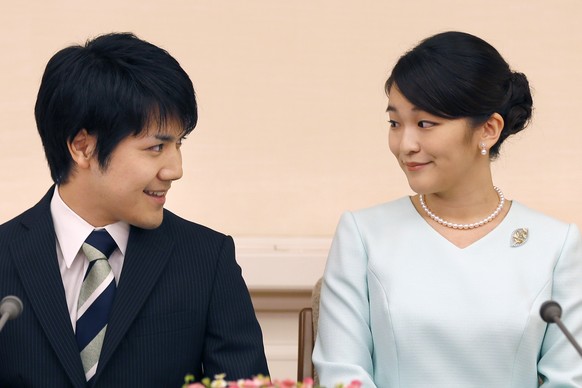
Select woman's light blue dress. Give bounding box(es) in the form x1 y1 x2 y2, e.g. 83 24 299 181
313 197 582 387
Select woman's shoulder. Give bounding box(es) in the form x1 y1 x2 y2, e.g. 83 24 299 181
351 196 413 218
508 200 580 244
510 201 573 229
337 196 415 232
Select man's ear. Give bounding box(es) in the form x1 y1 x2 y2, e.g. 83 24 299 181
67 129 96 169
479 112 504 146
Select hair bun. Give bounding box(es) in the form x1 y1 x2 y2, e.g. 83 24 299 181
499 72 533 140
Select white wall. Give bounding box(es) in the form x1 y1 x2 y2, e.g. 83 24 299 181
2 1 582 236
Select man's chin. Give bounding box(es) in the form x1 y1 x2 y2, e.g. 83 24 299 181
133 213 164 230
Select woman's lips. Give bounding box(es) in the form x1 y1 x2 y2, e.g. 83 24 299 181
404 162 430 171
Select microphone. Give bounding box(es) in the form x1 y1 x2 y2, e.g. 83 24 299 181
0 295 23 333
540 300 582 358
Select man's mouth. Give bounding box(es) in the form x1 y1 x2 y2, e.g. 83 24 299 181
144 190 166 197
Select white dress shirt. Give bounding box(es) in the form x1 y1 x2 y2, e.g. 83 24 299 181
50 186 130 331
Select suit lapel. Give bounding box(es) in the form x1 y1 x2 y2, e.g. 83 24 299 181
96 221 174 378
11 188 87 388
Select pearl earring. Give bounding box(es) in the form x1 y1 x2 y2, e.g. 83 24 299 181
479 142 487 156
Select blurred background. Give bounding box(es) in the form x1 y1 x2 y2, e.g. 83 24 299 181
1 0 581 379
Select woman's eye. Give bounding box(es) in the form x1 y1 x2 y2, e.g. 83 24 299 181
418 121 436 128
388 120 399 128
149 144 164 152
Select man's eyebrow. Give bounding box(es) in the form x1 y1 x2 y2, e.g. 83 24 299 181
154 133 178 142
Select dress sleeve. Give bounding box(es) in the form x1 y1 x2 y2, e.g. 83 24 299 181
313 212 377 387
538 224 582 387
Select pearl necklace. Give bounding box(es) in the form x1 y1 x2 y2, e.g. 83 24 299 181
419 186 505 230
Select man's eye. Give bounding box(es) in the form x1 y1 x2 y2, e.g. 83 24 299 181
388 120 399 128
149 144 163 152
418 121 436 128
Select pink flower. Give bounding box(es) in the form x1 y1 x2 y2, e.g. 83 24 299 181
274 379 296 388
183 372 360 388
237 379 263 388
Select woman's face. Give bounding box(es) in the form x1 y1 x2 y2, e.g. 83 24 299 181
387 86 485 196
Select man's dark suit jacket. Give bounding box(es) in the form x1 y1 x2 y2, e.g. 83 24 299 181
0 188 269 387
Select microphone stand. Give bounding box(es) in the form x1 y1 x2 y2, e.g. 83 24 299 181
552 317 582 358
540 300 582 359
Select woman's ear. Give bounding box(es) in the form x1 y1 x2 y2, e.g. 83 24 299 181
480 112 504 145
67 129 96 169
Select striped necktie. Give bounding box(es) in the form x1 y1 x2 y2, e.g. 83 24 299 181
76 229 117 382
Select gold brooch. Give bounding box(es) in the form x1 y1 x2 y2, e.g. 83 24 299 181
511 228 529 247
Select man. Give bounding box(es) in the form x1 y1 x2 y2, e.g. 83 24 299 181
0 33 269 387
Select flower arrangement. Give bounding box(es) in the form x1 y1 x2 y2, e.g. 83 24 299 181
182 374 362 388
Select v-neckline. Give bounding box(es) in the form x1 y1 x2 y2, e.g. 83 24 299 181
406 196 515 250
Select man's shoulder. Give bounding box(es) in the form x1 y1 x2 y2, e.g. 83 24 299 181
1 187 53 228
0 196 52 236
160 209 228 241
150 210 235 260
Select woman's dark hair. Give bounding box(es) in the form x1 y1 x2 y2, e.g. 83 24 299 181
35 32 198 183
385 31 532 158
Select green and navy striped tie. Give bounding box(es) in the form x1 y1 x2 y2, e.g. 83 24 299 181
75 229 117 382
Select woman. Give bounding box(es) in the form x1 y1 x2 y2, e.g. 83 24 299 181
312 31 582 387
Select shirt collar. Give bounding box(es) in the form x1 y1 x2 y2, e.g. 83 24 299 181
50 186 130 268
